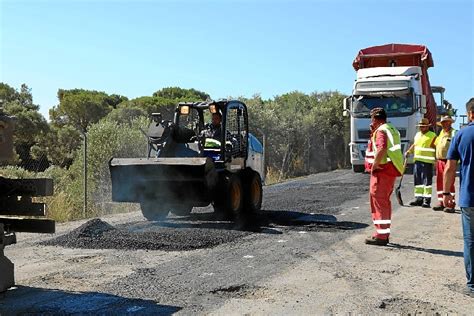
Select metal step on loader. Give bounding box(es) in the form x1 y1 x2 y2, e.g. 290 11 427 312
0 110 55 292
109 100 265 221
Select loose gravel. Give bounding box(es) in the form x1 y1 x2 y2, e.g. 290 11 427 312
41 172 370 251
41 218 249 251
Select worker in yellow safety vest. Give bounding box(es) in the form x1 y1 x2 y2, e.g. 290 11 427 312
405 118 437 208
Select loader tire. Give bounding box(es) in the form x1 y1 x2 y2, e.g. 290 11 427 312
243 171 262 214
213 173 243 219
170 205 193 216
140 200 169 221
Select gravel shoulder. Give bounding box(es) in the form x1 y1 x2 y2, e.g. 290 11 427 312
212 176 474 314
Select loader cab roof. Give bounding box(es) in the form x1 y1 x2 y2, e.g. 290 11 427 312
177 99 245 114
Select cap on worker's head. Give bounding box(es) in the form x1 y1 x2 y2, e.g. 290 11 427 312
436 116 454 126
370 107 386 120
416 118 431 127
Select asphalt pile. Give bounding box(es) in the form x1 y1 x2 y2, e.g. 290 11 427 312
41 218 249 251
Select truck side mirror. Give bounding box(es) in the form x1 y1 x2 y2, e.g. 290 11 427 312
419 95 427 114
343 97 351 117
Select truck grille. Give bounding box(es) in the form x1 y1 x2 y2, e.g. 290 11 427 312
358 130 370 139
358 128 406 139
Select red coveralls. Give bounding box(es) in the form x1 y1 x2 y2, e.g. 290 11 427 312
365 129 401 240
436 160 456 206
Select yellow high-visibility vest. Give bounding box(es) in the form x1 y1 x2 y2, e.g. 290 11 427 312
366 123 405 174
435 128 456 159
414 131 436 164
204 138 221 148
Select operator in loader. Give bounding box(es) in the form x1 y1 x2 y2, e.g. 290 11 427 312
202 112 223 149
203 112 222 140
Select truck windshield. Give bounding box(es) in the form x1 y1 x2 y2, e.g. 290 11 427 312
352 94 414 118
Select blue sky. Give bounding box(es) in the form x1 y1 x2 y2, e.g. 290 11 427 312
1 0 473 123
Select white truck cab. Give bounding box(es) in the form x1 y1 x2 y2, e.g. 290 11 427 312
344 66 426 172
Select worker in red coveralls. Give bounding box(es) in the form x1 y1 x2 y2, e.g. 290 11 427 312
433 116 456 213
364 108 405 246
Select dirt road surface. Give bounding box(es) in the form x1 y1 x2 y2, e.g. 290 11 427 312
1 169 473 314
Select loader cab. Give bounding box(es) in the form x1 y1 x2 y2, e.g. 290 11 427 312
220 100 249 167
174 100 249 167
110 99 263 221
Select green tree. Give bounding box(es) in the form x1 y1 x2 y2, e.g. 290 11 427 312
243 91 349 179
32 125 82 168
51 89 114 132
1 83 50 170
61 117 147 219
116 96 176 119
153 87 209 101
0 82 20 103
105 106 147 125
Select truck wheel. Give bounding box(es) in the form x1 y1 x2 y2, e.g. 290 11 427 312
213 174 243 219
352 165 365 173
140 200 169 221
170 205 193 216
243 171 262 213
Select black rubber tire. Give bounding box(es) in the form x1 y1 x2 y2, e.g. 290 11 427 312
170 205 193 216
352 165 365 173
140 200 169 221
243 171 262 213
213 173 243 219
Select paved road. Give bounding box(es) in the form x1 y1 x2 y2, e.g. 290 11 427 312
1 169 391 314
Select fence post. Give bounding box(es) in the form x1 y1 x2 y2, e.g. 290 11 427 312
82 131 87 218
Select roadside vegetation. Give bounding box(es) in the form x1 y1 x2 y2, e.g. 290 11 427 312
0 83 349 221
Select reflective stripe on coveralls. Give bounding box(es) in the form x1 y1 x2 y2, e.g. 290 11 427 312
373 219 391 224
414 185 432 198
437 191 455 202
414 131 436 164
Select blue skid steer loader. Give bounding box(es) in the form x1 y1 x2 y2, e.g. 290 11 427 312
109 100 264 221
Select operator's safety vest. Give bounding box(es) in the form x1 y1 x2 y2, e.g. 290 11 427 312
365 123 405 174
204 138 221 149
414 131 436 164
435 128 456 160
204 138 234 150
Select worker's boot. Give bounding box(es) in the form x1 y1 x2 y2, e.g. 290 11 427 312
408 198 423 206
432 204 444 211
365 236 389 246
443 207 456 213
443 199 456 213
422 198 431 208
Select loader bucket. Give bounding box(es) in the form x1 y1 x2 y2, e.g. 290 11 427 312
109 157 218 206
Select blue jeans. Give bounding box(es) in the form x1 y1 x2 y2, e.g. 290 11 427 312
462 207 474 292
